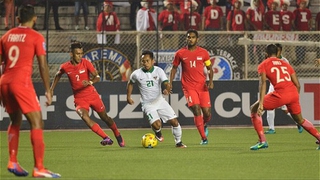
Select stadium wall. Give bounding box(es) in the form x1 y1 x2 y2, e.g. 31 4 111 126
0 80 318 130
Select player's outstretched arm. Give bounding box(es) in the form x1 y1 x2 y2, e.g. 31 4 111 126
126 81 134 105
37 55 52 106
50 69 63 97
169 65 178 91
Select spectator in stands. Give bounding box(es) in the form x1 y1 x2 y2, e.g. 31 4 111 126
293 0 311 65
4 0 15 30
177 0 201 14
246 0 264 31
96 1 120 32
264 0 281 31
129 0 142 30
246 0 265 64
74 0 89 30
181 0 201 30
158 0 181 31
158 0 181 49
42 0 64 30
96 1 120 46
202 0 223 31
280 0 295 31
136 0 156 31
227 0 246 31
226 0 246 46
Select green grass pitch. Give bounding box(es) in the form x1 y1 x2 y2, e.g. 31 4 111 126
1 127 319 180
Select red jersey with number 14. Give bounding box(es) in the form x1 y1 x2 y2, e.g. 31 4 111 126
173 46 210 90
0 26 46 85
258 57 296 93
59 58 97 98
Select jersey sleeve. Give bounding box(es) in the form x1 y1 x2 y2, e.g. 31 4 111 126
129 70 137 83
84 59 96 74
172 51 181 67
34 34 46 56
58 63 66 74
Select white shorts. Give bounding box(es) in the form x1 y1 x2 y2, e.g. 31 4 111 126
141 97 177 125
268 84 288 111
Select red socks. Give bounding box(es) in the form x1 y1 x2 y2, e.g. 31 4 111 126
8 125 20 163
194 115 206 139
251 113 266 142
301 119 320 141
91 123 108 139
30 129 45 170
109 123 120 137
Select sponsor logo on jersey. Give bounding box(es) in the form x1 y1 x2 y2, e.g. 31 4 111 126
79 69 85 74
196 56 202 60
83 47 132 81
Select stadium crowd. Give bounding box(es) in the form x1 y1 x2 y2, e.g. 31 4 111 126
0 0 319 32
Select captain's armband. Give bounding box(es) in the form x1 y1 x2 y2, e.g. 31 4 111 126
204 59 211 66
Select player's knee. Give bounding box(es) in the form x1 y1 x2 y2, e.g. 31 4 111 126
168 118 179 127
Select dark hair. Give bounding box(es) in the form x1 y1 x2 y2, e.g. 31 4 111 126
18 5 36 23
70 41 83 51
186 29 199 38
141 50 154 59
275 43 282 51
266 44 278 56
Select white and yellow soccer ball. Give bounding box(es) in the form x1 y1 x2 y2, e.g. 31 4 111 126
141 133 158 148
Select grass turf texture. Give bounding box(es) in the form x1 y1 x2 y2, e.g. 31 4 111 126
1 127 319 180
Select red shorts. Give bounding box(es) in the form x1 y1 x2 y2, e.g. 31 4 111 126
263 91 301 115
74 92 105 112
183 88 211 107
1 83 41 114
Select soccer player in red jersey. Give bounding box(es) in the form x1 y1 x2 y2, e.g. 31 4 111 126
0 5 61 178
50 41 125 147
249 44 320 150
279 0 295 31
170 29 214 145
264 0 281 31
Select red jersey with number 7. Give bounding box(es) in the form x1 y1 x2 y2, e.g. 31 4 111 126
0 26 46 85
173 46 210 90
258 57 296 93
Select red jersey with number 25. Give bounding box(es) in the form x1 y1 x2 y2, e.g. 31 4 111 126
173 46 210 90
59 58 97 98
0 26 46 85
258 57 296 93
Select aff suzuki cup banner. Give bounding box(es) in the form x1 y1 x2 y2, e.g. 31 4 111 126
0 80 318 130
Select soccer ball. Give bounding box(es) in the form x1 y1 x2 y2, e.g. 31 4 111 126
141 133 158 148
